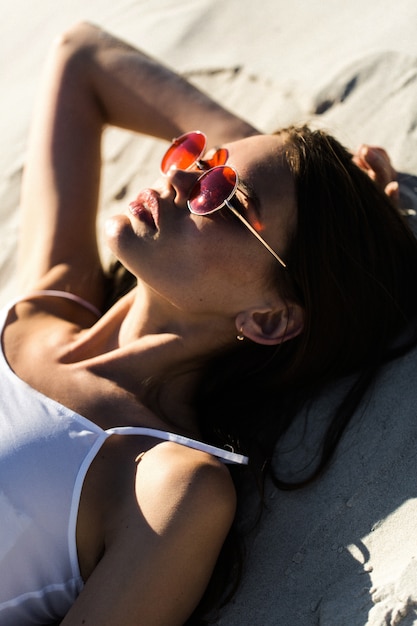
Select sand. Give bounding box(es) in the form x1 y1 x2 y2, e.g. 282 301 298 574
1 1 417 623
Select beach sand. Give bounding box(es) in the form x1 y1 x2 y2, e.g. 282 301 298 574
1 1 417 623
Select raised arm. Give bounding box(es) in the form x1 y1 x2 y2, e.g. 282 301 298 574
18 22 258 309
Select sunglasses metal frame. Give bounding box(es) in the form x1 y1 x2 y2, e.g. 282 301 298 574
162 131 287 269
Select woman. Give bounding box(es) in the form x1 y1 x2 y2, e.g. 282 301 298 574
1 21 416 625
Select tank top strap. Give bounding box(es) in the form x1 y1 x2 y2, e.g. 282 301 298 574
6 292 248 466
24 290 102 317
105 426 249 465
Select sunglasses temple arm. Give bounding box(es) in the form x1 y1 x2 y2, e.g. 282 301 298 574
224 201 287 268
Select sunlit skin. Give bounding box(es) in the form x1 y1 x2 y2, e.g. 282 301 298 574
3 21 403 626
105 134 297 348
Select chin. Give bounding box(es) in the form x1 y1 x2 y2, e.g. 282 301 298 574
104 214 136 256
104 213 153 281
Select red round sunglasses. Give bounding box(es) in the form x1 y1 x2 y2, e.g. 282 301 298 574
160 131 287 268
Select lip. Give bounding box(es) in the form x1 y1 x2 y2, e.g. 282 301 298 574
128 189 160 231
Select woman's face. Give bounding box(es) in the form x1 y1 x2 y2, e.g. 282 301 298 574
105 134 297 317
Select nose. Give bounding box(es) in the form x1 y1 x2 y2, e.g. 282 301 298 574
164 167 201 206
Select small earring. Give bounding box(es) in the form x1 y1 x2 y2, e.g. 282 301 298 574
237 327 245 341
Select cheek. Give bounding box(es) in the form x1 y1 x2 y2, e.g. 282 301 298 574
189 225 258 283
185 216 273 287
158 238 268 314
186 231 271 307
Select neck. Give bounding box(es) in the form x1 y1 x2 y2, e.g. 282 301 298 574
115 283 235 357
78 285 235 433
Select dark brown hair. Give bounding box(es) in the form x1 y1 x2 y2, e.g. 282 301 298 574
193 125 417 487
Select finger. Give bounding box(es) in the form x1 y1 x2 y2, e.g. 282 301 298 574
385 180 400 207
360 146 397 187
352 144 371 172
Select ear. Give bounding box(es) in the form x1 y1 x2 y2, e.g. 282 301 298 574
235 303 304 346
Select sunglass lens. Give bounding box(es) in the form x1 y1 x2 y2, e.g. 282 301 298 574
204 147 228 168
188 166 237 215
161 131 206 174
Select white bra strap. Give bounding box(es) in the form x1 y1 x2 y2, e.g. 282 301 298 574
24 289 102 317
106 426 249 465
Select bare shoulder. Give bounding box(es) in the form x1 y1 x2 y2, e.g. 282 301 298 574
62 442 237 625
135 441 237 530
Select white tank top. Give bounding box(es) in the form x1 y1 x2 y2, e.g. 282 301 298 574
0 293 247 624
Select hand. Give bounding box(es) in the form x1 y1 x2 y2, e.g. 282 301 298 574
352 145 399 206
